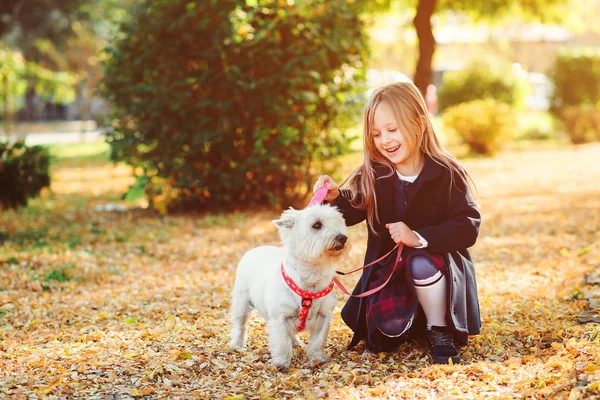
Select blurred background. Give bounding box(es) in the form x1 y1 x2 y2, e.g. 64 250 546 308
1 0 600 213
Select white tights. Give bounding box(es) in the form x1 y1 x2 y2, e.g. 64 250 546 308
411 255 448 329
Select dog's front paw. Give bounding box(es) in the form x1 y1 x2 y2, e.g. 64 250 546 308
229 340 245 351
271 360 291 372
229 345 245 353
308 355 330 368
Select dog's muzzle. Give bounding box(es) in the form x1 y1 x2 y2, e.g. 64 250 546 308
331 234 347 252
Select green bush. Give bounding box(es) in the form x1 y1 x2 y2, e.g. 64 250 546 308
101 0 367 212
438 62 526 112
515 111 555 142
558 104 600 144
442 99 516 155
0 141 50 209
548 50 600 118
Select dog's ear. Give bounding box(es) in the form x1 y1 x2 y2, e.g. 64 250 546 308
272 208 297 228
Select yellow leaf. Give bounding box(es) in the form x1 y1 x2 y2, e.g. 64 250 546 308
131 388 143 397
142 387 155 395
49 376 63 387
331 363 340 373
588 381 600 393
123 353 138 359
539 380 546 388
570 348 579 356
550 342 563 350
177 351 192 360
147 365 163 380
521 356 535 364
166 315 176 330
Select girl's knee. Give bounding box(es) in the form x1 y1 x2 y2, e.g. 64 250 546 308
410 255 440 280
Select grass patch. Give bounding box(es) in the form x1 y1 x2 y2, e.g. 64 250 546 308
196 213 248 228
48 141 111 167
1 256 19 265
44 265 74 283
11 228 49 247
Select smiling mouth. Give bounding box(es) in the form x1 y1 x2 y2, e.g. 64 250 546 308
385 144 400 153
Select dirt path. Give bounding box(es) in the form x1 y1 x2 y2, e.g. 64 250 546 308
1 144 599 399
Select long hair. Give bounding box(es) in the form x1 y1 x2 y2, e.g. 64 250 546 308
341 81 477 231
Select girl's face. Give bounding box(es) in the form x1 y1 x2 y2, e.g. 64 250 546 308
371 102 421 175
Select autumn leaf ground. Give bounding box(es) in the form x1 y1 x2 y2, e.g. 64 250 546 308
1 141 600 399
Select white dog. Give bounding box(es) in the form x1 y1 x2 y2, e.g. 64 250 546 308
229 204 348 370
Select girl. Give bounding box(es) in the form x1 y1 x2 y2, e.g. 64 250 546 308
314 81 481 364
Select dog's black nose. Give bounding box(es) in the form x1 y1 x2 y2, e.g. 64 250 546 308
336 234 347 245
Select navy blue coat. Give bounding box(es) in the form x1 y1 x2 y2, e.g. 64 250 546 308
332 156 482 349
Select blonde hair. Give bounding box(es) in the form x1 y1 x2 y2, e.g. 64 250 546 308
341 81 477 231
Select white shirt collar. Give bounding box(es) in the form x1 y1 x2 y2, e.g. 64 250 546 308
396 171 419 183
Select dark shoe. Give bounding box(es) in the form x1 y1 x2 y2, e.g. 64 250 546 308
427 326 460 364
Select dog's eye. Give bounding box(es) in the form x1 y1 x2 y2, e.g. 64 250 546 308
312 221 323 230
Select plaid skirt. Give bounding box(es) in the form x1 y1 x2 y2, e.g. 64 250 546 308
365 248 448 352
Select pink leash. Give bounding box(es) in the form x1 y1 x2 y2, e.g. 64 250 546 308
307 185 404 298
307 184 328 207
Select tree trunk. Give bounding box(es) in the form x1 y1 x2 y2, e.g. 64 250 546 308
413 0 437 96
2 74 12 137
24 86 36 121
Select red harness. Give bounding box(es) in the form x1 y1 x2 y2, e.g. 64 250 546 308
280 263 334 331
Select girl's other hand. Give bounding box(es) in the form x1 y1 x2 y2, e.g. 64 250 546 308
385 221 421 247
313 175 340 202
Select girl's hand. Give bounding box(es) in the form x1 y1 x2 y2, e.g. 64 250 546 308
385 221 421 247
313 175 340 202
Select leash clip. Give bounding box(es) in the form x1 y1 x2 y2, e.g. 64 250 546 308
301 298 313 308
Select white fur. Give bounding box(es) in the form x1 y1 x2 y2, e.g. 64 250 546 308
229 204 348 370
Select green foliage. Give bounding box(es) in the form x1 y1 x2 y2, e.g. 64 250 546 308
0 141 51 209
1 1 101 119
25 62 77 104
0 44 76 110
0 45 28 109
102 0 368 211
548 50 600 144
548 50 600 117
437 61 526 112
558 104 600 144
443 99 516 155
